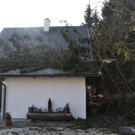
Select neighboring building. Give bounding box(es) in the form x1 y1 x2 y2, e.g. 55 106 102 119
0 18 102 122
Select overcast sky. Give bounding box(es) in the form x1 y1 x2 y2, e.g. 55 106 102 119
0 0 104 32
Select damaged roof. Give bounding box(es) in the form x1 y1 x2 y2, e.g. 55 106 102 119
0 26 90 50
0 25 98 77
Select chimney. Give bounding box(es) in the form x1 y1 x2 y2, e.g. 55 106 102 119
43 18 51 32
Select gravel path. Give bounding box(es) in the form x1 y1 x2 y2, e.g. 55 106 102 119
0 127 118 135
0 119 119 134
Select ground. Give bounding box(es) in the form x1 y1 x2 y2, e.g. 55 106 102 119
0 127 117 135
0 118 135 134
0 119 123 135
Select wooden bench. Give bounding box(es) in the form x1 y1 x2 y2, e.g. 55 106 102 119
26 113 73 122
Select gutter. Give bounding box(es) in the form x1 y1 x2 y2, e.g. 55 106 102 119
1 82 6 124
0 74 103 78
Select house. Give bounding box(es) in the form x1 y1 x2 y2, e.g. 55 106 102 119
0 18 102 122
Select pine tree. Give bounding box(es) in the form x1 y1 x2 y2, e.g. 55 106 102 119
84 3 94 32
83 3 99 34
97 0 135 93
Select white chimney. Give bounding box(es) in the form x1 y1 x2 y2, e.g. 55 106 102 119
43 18 51 32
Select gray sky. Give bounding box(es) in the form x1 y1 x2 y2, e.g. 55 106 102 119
0 0 104 32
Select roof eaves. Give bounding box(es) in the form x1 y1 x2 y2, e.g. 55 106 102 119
0 74 103 78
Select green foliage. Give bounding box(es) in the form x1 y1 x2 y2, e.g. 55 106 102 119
28 105 34 109
0 23 102 74
35 36 43 42
0 31 101 74
82 3 99 42
23 33 31 40
8 33 23 52
86 0 135 93
60 29 69 43
60 50 79 71
5 112 11 119
73 117 92 130
83 4 94 31
72 61 102 74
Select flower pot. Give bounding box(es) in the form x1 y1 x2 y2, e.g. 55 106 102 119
64 108 70 113
4 119 12 126
28 108 34 113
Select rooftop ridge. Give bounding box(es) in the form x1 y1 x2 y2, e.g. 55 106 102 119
2 25 88 29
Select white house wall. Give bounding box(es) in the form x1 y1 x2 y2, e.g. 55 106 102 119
4 77 86 119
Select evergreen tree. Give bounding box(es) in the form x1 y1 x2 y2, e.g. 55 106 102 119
82 0 135 117
84 3 94 32
83 3 99 34
82 2 100 62
95 0 135 93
